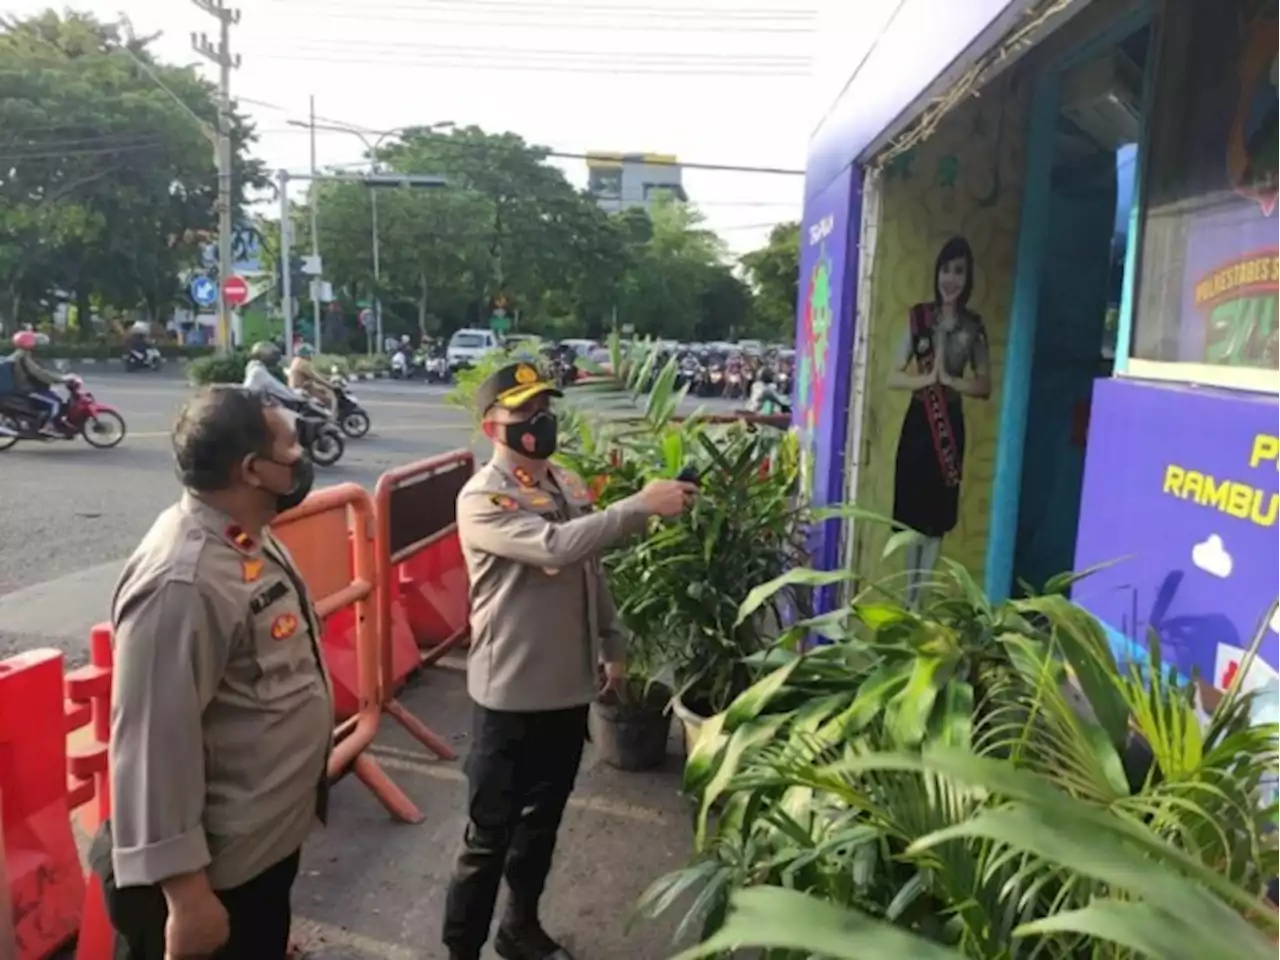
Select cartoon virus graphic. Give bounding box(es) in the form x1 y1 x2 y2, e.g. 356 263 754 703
798 246 834 446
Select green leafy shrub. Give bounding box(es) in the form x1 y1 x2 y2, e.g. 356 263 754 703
640 524 1280 959
187 351 249 385
556 334 807 711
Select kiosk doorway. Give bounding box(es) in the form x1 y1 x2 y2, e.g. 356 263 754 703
1008 24 1152 594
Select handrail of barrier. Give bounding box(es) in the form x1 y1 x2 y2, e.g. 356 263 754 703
373 452 475 761
272 482 422 823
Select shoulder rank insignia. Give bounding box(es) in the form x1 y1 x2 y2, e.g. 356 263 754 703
489 493 520 512
270 612 299 641
242 558 264 583
513 466 537 488
225 525 257 553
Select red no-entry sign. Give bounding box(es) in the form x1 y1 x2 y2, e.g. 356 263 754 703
223 275 249 307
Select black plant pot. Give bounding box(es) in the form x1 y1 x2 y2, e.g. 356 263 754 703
589 684 673 772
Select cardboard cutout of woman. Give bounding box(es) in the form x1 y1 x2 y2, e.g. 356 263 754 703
888 236 992 606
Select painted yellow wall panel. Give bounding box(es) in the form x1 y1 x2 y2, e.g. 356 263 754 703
854 73 1030 587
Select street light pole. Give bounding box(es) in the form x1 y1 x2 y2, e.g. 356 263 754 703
308 95 323 354
286 119 453 355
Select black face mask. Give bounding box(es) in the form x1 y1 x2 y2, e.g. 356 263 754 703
502 410 558 460
262 455 315 514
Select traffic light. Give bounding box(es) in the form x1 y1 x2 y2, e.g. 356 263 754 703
275 254 307 300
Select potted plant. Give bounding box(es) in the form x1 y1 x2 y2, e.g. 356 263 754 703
559 337 808 767
639 515 1280 957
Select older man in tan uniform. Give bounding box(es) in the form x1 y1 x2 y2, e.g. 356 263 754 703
442 361 695 960
93 387 332 960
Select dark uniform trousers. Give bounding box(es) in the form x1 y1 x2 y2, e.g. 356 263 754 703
443 702 589 955
90 824 300 960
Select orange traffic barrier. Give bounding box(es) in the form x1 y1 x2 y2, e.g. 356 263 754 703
272 482 423 823
372 452 475 762
1 790 14 958
1 649 87 958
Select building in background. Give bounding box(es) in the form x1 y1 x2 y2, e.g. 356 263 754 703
586 151 688 212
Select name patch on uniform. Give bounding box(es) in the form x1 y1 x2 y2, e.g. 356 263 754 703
271 613 299 641
242 558 264 583
489 494 519 512
251 581 289 615
525 492 551 508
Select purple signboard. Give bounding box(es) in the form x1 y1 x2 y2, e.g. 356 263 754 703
1073 378 1279 717
794 163 859 579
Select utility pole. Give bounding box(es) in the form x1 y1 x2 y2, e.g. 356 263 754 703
191 0 240 355
308 94 323 353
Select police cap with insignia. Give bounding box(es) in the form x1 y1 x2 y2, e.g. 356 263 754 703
474 361 563 414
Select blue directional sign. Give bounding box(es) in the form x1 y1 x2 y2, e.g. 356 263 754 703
190 275 218 307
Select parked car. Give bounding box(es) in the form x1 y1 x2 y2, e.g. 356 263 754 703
446 328 500 371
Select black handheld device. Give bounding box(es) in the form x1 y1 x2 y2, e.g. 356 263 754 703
677 465 701 487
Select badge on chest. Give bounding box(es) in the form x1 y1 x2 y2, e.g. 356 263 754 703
251 580 289 615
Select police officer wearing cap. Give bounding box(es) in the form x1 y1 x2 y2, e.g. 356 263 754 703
94 386 332 960
442 362 696 960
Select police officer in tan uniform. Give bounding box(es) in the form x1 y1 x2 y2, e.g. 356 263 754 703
95 387 333 960
442 362 695 960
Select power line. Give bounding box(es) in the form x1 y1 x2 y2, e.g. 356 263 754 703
246 50 810 77
264 0 817 22
263 37 811 64
264 8 813 34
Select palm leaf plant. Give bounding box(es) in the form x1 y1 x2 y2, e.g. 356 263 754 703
638 509 1279 958
550 333 809 766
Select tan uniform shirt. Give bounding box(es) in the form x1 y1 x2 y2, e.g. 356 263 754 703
109 493 333 890
456 460 650 711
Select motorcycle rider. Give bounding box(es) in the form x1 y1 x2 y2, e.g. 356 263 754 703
243 341 306 409
747 368 790 415
286 344 337 415
8 330 71 435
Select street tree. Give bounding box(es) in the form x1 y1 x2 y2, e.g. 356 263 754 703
0 9 266 331
740 221 800 342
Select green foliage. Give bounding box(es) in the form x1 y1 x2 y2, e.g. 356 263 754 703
187 351 249 386
641 524 1279 959
305 128 758 342
0 10 267 330
740 221 800 341
555 334 806 710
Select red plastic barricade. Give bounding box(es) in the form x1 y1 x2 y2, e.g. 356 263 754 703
271 483 422 822
372 452 475 761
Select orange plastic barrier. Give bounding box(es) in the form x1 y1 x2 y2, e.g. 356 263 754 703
372 452 475 762
0 792 12 956
272 483 422 823
1 650 86 958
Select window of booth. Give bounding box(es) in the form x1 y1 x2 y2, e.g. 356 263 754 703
1128 0 1278 392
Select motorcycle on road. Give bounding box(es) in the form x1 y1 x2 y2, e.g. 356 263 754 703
286 396 346 467
0 376 127 452
330 377 371 439
124 346 163 372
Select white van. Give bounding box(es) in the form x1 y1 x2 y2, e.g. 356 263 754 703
447 328 499 370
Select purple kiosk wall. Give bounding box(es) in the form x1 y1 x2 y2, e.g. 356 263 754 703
793 164 860 604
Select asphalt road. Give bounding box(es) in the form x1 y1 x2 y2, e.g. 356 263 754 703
0 372 736 661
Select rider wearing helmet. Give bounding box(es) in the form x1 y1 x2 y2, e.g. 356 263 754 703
8 330 70 435
242 341 305 408
286 343 337 414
